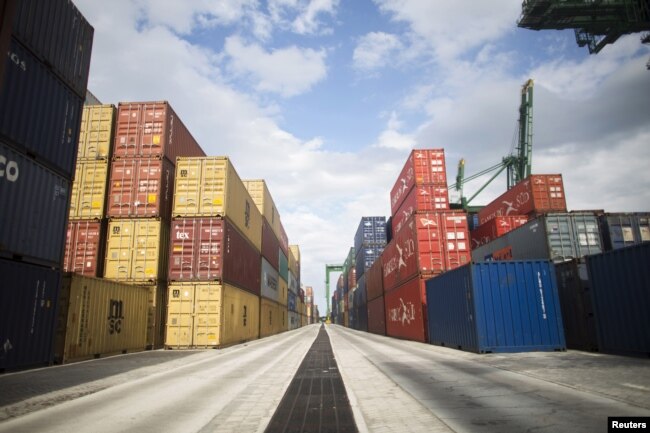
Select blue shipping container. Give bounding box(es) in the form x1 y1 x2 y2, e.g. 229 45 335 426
355 244 384 280
354 276 368 332
0 258 61 371
354 216 387 253
288 291 296 313
425 261 566 353
587 242 650 356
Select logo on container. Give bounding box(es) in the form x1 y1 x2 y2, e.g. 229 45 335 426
176 231 190 240
7 51 27 71
0 155 19 182
108 299 124 334
391 167 414 208
389 298 415 325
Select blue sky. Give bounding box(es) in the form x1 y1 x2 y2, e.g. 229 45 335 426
75 0 650 312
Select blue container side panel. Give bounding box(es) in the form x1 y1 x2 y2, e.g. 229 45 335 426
587 243 650 355
354 216 387 253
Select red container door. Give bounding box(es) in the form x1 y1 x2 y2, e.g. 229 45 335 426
385 277 427 343
196 218 224 280
169 218 199 281
531 175 566 212
413 149 447 185
413 213 446 276
114 102 167 158
63 221 103 276
438 212 471 271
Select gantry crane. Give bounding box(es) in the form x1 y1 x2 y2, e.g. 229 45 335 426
449 79 534 210
324 264 343 316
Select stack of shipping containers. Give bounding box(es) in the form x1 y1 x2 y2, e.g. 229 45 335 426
382 149 470 342
305 287 314 324
0 0 93 371
288 245 302 330
243 180 287 337
353 217 387 332
343 247 356 328
104 101 204 349
165 157 263 348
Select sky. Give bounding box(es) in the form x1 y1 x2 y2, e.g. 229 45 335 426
74 0 650 314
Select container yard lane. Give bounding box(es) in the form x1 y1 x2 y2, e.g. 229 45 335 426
327 325 650 433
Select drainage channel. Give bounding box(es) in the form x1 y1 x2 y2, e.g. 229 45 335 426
265 325 358 433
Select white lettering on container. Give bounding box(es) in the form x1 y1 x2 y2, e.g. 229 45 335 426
0 155 19 182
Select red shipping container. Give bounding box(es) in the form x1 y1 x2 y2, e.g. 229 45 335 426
385 277 428 343
113 101 205 160
107 157 175 219
279 222 289 256
392 184 450 234
168 217 261 295
262 218 280 271
470 215 529 248
366 258 384 302
63 220 106 277
367 295 386 336
390 149 447 215
382 211 470 291
477 174 566 225
347 267 357 290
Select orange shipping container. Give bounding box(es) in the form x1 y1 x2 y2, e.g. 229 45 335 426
64 220 106 277
470 215 529 248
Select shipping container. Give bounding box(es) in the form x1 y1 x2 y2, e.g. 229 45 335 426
260 298 286 338
261 257 280 303
367 296 386 335
587 243 650 356
390 149 447 215
555 259 598 351
477 175 566 225
0 140 70 267
53 274 149 364
104 219 170 283
165 282 260 348
354 216 387 253
12 0 93 98
470 215 529 249
347 267 357 292
0 259 60 371
172 156 262 251
471 212 603 263
278 276 288 306
382 211 470 291
279 221 289 256
279 249 289 282
289 245 301 280
63 220 106 277
355 276 368 332
69 159 109 219
355 244 384 280
386 216 393 244
167 217 261 294
385 276 428 343
288 290 297 313
77 104 116 160
243 179 283 242
113 101 204 160
426 261 566 353
0 0 16 87
107 157 175 220
288 271 299 295
261 218 280 271
366 257 384 302
598 212 650 251
1 38 83 179
392 185 450 234
289 311 300 330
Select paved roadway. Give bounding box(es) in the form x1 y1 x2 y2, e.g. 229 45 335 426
1 324 649 432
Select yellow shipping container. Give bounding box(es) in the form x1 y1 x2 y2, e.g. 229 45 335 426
288 245 300 277
77 104 116 160
146 282 168 349
69 160 110 219
242 179 282 241
278 276 288 307
260 298 287 338
172 157 262 251
166 282 260 348
53 274 149 364
104 219 170 282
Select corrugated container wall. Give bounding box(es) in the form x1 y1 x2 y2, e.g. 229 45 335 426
167 218 261 295
0 0 17 86
278 276 288 306
12 0 94 98
392 185 450 234
477 175 566 225
53 274 149 364
279 249 289 282
354 276 368 332
261 257 280 303
289 245 301 281
385 277 428 343
107 157 175 220
367 296 386 335
426 261 566 353
0 140 70 267
598 213 650 251
114 101 204 160
1 38 83 179
471 212 603 263
555 259 598 351
470 216 529 249
366 258 383 302
64 220 107 277
243 179 283 242
355 244 384 280
279 222 289 256
0 259 60 371
261 219 280 270
165 282 260 348
587 243 650 356
260 298 285 337
172 157 262 251
354 216 387 253
390 149 447 215
104 219 170 283
69 159 110 219
77 104 115 160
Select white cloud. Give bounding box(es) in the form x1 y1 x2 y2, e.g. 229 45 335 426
353 32 403 71
224 36 327 97
373 112 416 150
292 0 340 35
268 0 339 35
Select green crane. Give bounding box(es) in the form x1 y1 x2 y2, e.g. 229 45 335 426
324 264 343 317
449 79 534 209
